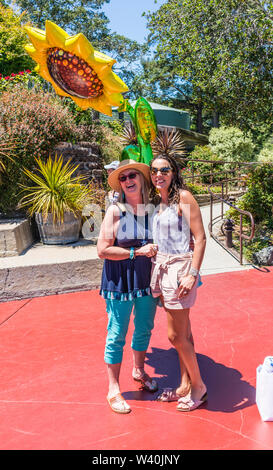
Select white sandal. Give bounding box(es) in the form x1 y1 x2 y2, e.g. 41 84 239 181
107 393 131 414
177 392 208 412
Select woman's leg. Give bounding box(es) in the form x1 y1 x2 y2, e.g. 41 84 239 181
166 307 206 401
165 304 191 396
131 295 158 390
104 299 132 400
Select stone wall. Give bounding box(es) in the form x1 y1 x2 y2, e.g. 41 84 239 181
53 141 104 183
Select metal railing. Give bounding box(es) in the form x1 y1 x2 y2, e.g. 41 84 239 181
181 157 259 188
207 179 255 264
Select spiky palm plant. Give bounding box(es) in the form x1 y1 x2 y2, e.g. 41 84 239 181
120 121 138 147
0 138 16 177
19 155 91 223
152 128 187 160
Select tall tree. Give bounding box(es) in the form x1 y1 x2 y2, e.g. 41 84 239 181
145 0 273 138
14 0 111 47
0 4 34 75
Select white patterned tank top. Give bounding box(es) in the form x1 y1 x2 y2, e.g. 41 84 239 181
152 205 191 254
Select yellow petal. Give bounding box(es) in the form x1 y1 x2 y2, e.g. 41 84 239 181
92 51 116 79
24 26 49 50
103 89 125 107
51 83 71 97
94 94 113 115
39 64 55 84
45 20 68 47
71 97 92 110
73 95 112 115
24 44 39 60
103 71 129 93
64 33 94 61
95 50 115 62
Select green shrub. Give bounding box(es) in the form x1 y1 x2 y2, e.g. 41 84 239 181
0 85 78 213
226 164 273 227
209 126 255 167
186 182 208 194
0 85 124 213
19 155 91 222
101 119 124 136
188 145 222 183
242 164 273 225
257 148 273 163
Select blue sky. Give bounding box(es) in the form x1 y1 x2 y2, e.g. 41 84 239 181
103 0 165 43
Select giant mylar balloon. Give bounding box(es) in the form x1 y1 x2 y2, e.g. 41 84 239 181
119 98 157 164
24 21 157 163
24 21 128 116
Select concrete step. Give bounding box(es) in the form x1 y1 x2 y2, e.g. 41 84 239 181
0 239 103 302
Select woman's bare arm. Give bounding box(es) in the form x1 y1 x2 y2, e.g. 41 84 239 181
180 189 206 272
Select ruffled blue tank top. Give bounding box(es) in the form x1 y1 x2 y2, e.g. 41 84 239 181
99 204 153 301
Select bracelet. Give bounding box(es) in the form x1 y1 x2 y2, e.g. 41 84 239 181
189 267 199 277
129 247 135 260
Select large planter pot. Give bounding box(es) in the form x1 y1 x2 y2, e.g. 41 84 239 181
35 212 81 245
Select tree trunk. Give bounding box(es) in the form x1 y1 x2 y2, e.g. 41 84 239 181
196 103 203 134
212 110 220 128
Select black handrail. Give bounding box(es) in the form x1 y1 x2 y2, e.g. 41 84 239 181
207 179 255 264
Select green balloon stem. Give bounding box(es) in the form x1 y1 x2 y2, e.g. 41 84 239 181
137 135 153 164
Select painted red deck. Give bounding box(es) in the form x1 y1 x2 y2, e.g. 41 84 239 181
0 267 272 450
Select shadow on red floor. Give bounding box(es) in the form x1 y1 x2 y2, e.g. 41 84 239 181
0 267 273 450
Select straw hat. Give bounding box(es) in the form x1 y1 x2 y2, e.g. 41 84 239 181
108 159 151 192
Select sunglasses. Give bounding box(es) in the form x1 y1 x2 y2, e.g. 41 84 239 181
150 167 172 176
118 172 138 182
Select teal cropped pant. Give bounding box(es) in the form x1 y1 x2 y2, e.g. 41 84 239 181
104 295 158 364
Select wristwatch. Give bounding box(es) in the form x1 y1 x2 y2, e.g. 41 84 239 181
189 267 199 277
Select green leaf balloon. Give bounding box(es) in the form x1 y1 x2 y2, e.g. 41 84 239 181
134 97 157 144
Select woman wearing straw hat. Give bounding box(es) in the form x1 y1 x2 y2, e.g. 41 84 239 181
97 159 158 414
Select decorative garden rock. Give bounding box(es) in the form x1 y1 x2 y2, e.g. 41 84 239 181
252 247 273 266
53 141 104 183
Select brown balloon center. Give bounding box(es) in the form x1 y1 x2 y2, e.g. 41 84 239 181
47 48 104 99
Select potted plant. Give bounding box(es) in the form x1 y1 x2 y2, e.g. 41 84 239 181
19 155 91 244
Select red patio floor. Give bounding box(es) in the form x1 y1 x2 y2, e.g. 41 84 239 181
0 267 272 450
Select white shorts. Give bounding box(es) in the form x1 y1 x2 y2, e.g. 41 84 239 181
150 251 198 310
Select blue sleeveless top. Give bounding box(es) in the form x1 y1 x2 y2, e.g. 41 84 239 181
99 204 153 301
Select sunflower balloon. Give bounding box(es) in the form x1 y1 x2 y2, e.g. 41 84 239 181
24 21 128 116
24 21 158 164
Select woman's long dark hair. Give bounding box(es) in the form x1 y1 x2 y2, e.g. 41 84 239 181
149 154 188 205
